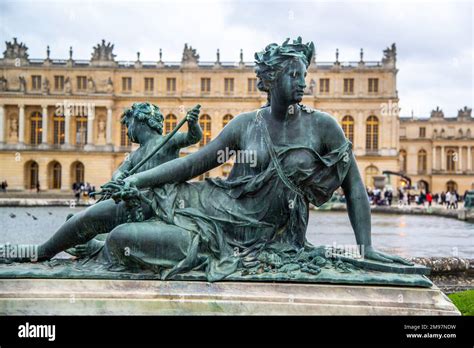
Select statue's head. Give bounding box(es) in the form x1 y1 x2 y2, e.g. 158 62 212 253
121 102 164 143
255 37 314 105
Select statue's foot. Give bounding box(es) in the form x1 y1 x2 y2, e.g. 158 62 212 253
66 239 105 259
0 244 40 263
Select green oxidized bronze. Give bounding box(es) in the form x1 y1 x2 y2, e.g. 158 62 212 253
0 37 432 287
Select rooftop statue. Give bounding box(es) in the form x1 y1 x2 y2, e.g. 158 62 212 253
3 37 29 60
91 40 116 62
0 37 430 287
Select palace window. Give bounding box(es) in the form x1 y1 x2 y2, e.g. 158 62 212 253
122 77 132 92
341 115 354 144
77 76 87 91
25 161 39 189
201 78 211 93
446 180 458 192
419 127 426 138
32 75 42 90
144 77 154 92
248 78 257 93
72 161 85 184
447 149 456 172
368 78 379 93
366 115 379 151
30 111 43 145
222 163 232 178
199 114 211 146
399 150 407 173
319 78 329 93
54 75 64 90
343 78 354 94
418 149 427 174
199 172 210 181
49 161 62 189
75 115 87 146
166 78 176 93
365 165 379 188
223 114 233 128
224 78 234 93
120 123 131 146
164 114 177 135
53 114 65 145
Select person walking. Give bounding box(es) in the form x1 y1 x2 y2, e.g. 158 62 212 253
446 191 452 209
426 192 432 207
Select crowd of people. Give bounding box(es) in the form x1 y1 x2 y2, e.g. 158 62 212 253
72 182 96 202
362 186 469 209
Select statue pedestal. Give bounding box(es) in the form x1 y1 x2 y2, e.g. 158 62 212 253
0 279 460 315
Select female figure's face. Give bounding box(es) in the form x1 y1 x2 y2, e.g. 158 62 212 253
272 58 307 105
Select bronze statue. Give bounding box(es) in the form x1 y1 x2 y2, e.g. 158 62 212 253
0 38 430 286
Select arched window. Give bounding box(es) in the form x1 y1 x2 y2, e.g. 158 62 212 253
71 161 85 185
341 115 354 144
25 161 39 189
164 114 177 135
75 115 87 145
223 114 233 128
366 115 379 151
446 180 457 192
399 150 407 173
199 114 211 146
199 172 210 181
30 111 42 145
447 149 456 172
222 163 232 178
120 123 131 146
365 165 379 188
53 114 65 145
49 161 62 189
418 149 427 174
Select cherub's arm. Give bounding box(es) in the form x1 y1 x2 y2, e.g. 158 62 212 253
112 155 134 181
173 109 203 148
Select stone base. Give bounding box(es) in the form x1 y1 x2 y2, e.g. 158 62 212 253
0 279 460 315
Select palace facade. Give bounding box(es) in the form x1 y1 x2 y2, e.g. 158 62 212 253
400 106 474 194
0 38 471 194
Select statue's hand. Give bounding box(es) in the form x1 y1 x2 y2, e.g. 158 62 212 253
186 104 201 124
115 170 130 181
100 179 140 203
363 246 413 266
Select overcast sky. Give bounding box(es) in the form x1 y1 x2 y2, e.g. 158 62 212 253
0 0 472 117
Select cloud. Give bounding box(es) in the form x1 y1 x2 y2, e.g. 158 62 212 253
0 0 472 116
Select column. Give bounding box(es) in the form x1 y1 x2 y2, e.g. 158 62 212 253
458 146 463 172
87 104 94 145
106 107 113 145
0 104 5 144
468 146 472 171
41 105 48 145
18 104 25 144
441 145 446 170
64 104 71 146
432 147 436 171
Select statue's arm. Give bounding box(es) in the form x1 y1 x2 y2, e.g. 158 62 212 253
321 113 413 265
112 155 134 181
126 114 243 189
174 119 203 148
174 108 203 148
319 113 372 248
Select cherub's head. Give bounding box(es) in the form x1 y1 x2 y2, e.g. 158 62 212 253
255 37 314 105
121 102 164 143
